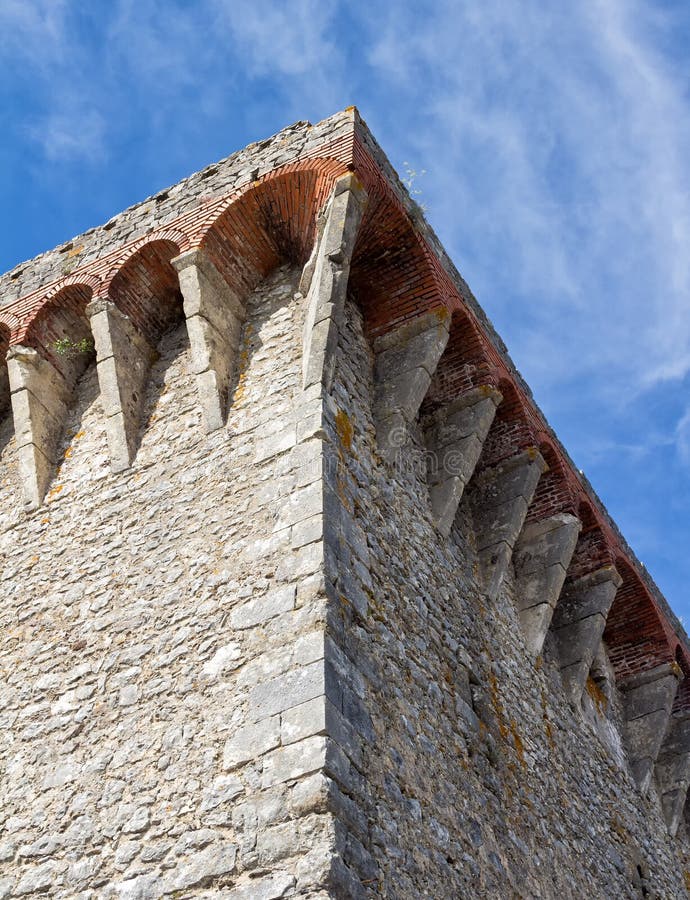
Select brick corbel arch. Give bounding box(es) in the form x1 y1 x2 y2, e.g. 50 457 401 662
190 160 351 299
101 229 190 296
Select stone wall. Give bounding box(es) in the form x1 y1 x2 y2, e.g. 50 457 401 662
322 294 690 897
0 265 344 898
2 108 690 899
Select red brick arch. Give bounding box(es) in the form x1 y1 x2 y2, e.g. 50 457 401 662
0 312 21 345
107 239 184 346
23 283 96 387
604 558 676 679
477 378 537 470
102 229 190 291
567 500 615 582
197 161 350 298
421 309 497 416
349 187 441 339
526 440 580 523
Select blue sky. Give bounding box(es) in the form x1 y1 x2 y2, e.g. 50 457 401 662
1 1 690 622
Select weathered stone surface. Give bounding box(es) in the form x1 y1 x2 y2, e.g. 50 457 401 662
373 309 451 462
226 872 296 898
513 513 581 656
551 567 622 704
223 717 281 771
469 449 547 600
0 265 346 897
619 663 680 794
424 385 502 535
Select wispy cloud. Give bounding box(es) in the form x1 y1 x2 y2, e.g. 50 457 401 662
0 0 69 65
676 407 690 465
361 0 690 402
26 109 107 163
213 0 340 77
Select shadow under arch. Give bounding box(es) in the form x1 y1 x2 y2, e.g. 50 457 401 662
105 238 189 454
0 323 13 459
348 182 442 341
24 282 96 389
0 323 10 416
525 439 579 524
108 239 184 347
565 499 615 582
198 164 349 302
474 377 536 471
420 309 496 417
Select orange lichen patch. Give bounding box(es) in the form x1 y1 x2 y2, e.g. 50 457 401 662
63 447 73 460
335 408 354 452
488 671 509 741
73 430 86 440
585 675 608 715
67 244 85 258
46 484 63 501
510 720 526 769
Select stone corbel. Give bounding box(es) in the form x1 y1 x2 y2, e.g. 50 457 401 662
469 448 548 601
7 345 72 509
87 298 156 473
172 247 247 432
551 566 622 705
424 385 502 536
513 513 582 656
655 709 690 835
301 173 368 395
373 308 451 463
619 662 681 794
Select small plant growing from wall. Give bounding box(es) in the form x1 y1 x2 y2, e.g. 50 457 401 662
402 161 428 213
53 337 94 359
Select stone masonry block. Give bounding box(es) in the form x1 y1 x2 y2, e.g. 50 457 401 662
248 659 340 723
656 711 690 835
173 247 246 433
274 481 323 531
261 735 328 788
373 308 450 462
619 663 680 794
223 717 281 771
551 566 622 705
230 586 296 630
513 513 581 656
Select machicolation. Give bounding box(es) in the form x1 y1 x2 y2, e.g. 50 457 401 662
1 107 690 897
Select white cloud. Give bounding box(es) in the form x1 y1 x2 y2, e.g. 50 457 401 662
212 0 340 77
0 0 69 65
676 407 690 465
26 109 107 163
360 0 690 399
